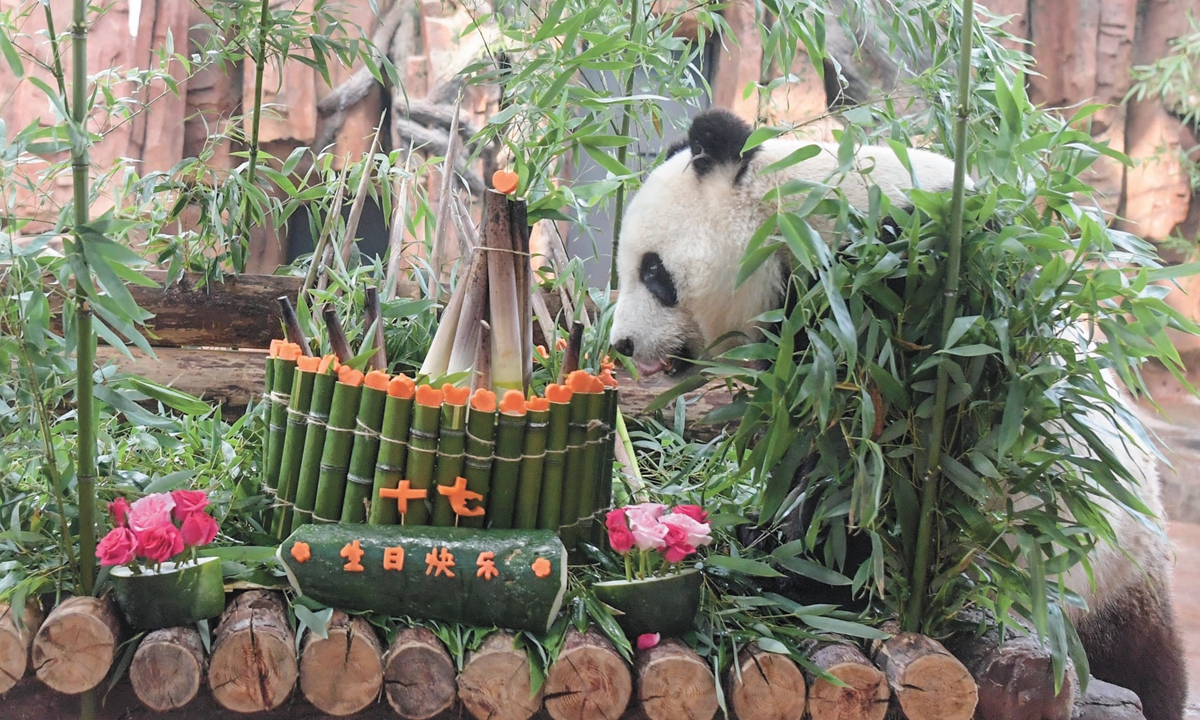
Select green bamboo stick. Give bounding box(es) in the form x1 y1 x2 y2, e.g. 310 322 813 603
403 385 443 526
432 385 470 526
291 358 340 533
515 399 550 530
340 370 391 523
485 390 527 529
272 355 320 538
312 369 365 524
262 343 277 481
558 374 592 548
574 385 607 544
368 375 416 525
589 383 619 546
460 389 497 529
538 384 573 531
264 344 300 528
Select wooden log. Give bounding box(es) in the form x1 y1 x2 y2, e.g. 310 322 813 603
299 610 383 716
208 590 298 713
945 622 1077 720
727 645 806 720
1071 678 1145 720
31 596 120 694
543 629 631 720
804 642 888 720
0 601 43 694
96 346 267 415
383 627 458 720
130 626 207 711
635 638 719 720
457 632 543 720
872 632 977 720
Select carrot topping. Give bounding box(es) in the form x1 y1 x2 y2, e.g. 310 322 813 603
598 369 619 388
470 389 497 413
317 354 339 375
279 343 303 362
443 383 471 406
388 374 416 399
296 355 322 373
338 367 365 387
416 383 444 408
492 169 519 195
269 339 285 358
364 370 391 391
589 375 605 394
601 355 615 372
555 337 568 351
499 389 527 416
545 383 574 404
531 557 552 579
535 345 549 359
526 396 550 412
567 370 595 394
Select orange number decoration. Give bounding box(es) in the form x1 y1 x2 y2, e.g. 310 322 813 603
379 481 428 516
341 540 365 572
425 547 456 577
436 477 486 518
476 551 499 580
383 546 405 571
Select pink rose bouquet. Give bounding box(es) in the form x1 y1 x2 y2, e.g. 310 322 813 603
605 502 713 580
97 489 220 571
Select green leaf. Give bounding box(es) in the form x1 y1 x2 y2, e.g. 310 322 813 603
773 555 852 586
294 604 334 640
0 31 24 78
759 144 821 174
799 615 890 639
124 376 212 416
704 555 784 578
143 470 198 494
643 374 709 414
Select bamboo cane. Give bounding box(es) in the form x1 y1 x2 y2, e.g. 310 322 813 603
403 384 443 525
483 191 524 393
291 356 339 533
278 296 313 356
272 354 321 538
591 377 619 546
485 390 527 529
432 385 470 526
574 375 608 544
460 389 497 529
557 322 583 384
446 251 488 376
340 370 391 523
558 372 593 548
363 287 387 372
264 343 301 528
538 384 573 531
324 305 354 367
368 375 417 525
312 367 365 524
515 397 550 530
260 341 281 498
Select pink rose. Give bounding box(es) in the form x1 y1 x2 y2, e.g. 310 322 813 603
128 493 176 533
605 508 635 554
137 524 184 564
180 512 219 547
659 512 713 549
108 497 131 528
96 527 137 566
672 504 708 524
659 522 697 563
636 633 660 651
662 541 696 564
170 490 209 521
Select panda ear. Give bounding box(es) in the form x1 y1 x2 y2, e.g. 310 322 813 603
687 108 759 182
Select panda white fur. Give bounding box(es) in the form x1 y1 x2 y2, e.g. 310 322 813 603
609 108 1187 719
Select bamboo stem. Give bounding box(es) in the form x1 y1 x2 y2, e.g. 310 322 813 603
291 361 339 533
302 163 349 297
368 376 416 525
906 0 974 634
273 358 319 538
432 388 469 526
341 372 390 523
338 117 386 267
538 385 573 531
278 297 312 356
404 386 444 525
608 0 641 288
324 305 354 363
312 371 365 524
486 391 528 529
235 0 273 272
515 402 550 530
363 287 387 372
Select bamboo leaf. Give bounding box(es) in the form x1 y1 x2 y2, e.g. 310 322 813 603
774 555 853 586
704 555 784 577
799 615 890 639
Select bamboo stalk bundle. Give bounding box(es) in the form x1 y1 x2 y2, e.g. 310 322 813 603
272 354 321 538
264 342 302 528
340 370 391 523
483 190 524 393
208 590 297 713
461 389 498 529
515 396 550 530
403 384 443 525
324 304 354 367
298 610 383 716
261 340 279 487
558 322 583 383
0 601 43 694
538 383 573 531
363 286 387 372
485 390 527 529
458 632 543 720
130 626 206 712
384 627 458 720
447 251 489 376
32 596 120 695
591 376 619 546
636 638 719 720
312 366 366 524
368 374 417 525
291 355 339 533
433 384 472 526
727 645 807 720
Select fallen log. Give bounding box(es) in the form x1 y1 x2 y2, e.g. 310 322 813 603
1071 678 1145 720
208 590 297 713
804 642 888 720
299 610 383 716
31 596 119 694
383 627 458 720
727 644 806 720
130 626 207 711
872 632 977 720
0 601 43 694
636 638 719 720
457 632 543 720
544 629 631 720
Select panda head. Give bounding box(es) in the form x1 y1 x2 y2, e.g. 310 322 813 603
609 108 958 376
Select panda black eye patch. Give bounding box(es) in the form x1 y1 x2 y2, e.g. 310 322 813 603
639 252 678 307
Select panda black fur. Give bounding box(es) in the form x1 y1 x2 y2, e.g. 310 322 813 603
609 108 1187 720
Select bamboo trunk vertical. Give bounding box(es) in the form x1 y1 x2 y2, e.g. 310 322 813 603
559 374 593 548
291 357 339 533
368 375 417 525
272 355 320 538
432 385 471 526
403 385 444 525
340 370 391 523
485 391 527 529
514 399 550 530
461 390 497 529
312 368 365 524
538 384 573 531
264 345 300 528
574 380 607 542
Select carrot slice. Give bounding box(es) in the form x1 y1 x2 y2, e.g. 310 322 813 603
338 367 365 387
416 383 444 408
589 375 605 394
567 370 595 394
492 169 519 195
555 337 568 351
388 374 416 399
364 370 391 391
443 383 471 407
535 345 549 359
317 354 339 375
526 396 550 412
278 342 302 361
545 383 573 404
598 369 618 388
470 389 497 413
296 355 322 373
499 389 527 416
268 339 285 358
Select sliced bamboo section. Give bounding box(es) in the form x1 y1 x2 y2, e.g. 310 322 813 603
208 590 297 712
31 596 119 694
727 645 806 720
873 632 977 720
636 638 719 720
0 601 43 694
458 632 543 720
299 610 383 716
804 642 888 720
543 629 631 720
130 626 206 711
383 627 458 720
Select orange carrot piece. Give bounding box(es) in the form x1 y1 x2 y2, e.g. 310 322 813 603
388 374 416 399
338 367 365 387
545 383 574 404
567 370 595 394
535 345 549 359
364 370 391 391
296 355 322 373
470 389 497 413
442 383 470 407
316 354 339 375
492 169 519 195
598 369 618 388
269 339 285 358
526 396 550 412
416 384 444 408
589 375 605 394
555 337 567 351
499 389 527 416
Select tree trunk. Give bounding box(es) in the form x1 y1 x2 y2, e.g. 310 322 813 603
299 610 383 716
0 601 43 694
872 632 977 720
945 622 1077 720
635 638 719 720
804 642 888 720
727 645 806 720
544 629 631 720
208 590 298 713
130 626 207 711
31 596 119 694
1071 678 1145 720
383 627 458 720
457 632 543 720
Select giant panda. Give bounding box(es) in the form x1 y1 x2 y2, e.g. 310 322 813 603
609 108 1187 719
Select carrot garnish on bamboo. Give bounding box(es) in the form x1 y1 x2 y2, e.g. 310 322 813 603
515 394 551 530
402 385 443 525
538 383 574 532
369 373 417 525
432 384 471 526
486 390 528 529
457 388 498 529
340 369 392 524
